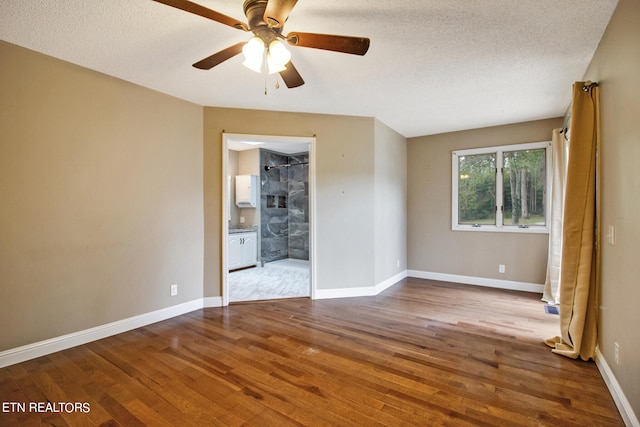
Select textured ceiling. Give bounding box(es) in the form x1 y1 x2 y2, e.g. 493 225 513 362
0 0 618 137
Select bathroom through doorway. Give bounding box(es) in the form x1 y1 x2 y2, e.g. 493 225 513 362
222 133 316 305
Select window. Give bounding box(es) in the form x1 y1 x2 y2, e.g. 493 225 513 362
452 141 551 233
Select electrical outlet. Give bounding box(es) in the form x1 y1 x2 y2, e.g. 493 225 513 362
498 264 506 274
608 225 615 245
614 342 620 365
396 259 400 268
170 284 178 297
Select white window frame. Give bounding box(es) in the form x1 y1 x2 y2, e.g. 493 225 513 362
452 141 552 234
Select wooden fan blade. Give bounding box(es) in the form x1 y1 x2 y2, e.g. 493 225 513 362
152 0 248 31
192 42 245 70
279 61 305 88
263 0 298 28
286 32 370 55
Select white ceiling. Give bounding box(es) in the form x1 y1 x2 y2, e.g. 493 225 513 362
0 0 618 138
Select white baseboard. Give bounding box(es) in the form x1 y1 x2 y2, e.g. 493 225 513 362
0 270 542 369
314 271 408 300
0 299 204 369
407 270 544 293
0 273 411 368
595 347 640 427
314 285 378 300
375 270 408 294
203 296 224 307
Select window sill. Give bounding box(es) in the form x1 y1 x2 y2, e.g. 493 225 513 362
453 225 549 234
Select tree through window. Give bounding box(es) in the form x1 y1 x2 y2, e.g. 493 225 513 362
458 153 496 225
503 148 546 226
452 141 551 233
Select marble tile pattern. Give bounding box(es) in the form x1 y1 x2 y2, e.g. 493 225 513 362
260 149 309 263
228 260 310 302
287 153 309 260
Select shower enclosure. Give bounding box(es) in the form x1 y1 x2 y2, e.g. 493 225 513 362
260 149 309 265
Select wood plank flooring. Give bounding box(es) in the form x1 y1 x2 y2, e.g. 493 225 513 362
0 278 624 426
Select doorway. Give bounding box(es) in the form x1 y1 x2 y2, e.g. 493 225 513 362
222 133 316 305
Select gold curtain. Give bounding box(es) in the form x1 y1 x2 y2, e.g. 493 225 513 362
546 82 600 360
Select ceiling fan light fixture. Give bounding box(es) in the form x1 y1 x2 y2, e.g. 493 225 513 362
266 53 287 74
268 39 291 66
153 0 370 88
242 56 264 73
242 36 265 72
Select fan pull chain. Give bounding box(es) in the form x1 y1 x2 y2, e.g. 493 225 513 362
263 75 281 94
263 51 268 95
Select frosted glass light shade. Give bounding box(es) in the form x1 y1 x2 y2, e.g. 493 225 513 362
268 39 291 66
267 54 287 74
243 56 263 73
242 37 265 72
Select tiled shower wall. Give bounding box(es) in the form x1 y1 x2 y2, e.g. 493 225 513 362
260 149 309 263
287 152 309 260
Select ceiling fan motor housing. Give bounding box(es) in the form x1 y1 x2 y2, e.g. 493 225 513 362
244 0 280 35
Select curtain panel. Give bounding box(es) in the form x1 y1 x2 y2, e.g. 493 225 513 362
546 82 601 360
543 128 568 305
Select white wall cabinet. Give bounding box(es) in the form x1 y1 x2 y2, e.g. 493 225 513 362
228 231 257 270
235 175 257 208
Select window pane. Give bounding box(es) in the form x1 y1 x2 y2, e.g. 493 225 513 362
458 153 496 225
503 148 546 226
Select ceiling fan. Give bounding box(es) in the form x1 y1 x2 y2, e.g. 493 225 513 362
152 0 370 88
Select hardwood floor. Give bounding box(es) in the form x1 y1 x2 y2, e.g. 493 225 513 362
0 278 624 426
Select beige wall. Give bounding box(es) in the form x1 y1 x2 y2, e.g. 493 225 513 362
237 148 261 228
583 0 640 416
374 119 407 283
0 41 408 351
0 41 204 351
203 107 407 296
407 118 563 284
